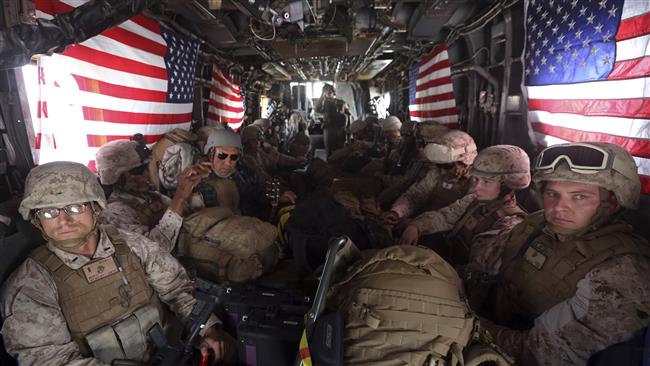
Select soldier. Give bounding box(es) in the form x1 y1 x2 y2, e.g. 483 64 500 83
476 142 650 365
380 115 402 146
1 162 233 365
240 125 306 181
96 139 208 252
315 84 348 156
252 118 280 148
328 119 373 164
382 129 477 225
192 128 244 213
399 145 530 267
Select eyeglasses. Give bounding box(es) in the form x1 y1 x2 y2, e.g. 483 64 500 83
217 152 239 161
35 203 88 220
535 142 637 181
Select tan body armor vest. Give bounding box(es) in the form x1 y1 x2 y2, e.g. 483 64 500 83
428 175 471 211
109 192 167 229
495 211 650 323
447 198 525 252
30 225 161 359
206 176 240 212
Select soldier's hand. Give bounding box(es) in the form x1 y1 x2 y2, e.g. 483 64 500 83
399 225 419 246
382 210 400 225
279 191 297 204
200 325 226 365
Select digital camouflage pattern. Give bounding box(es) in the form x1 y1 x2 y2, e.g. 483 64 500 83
470 145 531 190
425 130 477 166
1 226 219 365
390 166 443 218
533 142 640 209
482 252 650 365
19 161 107 220
100 190 182 252
466 213 525 274
95 140 144 185
380 116 401 131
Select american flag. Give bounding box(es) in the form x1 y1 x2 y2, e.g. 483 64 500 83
408 44 459 127
32 0 199 169
525 0 650 194
206 65 245 131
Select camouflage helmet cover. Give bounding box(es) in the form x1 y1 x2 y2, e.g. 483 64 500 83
252 118 270 130
204 128 243 154
380 116 402 132
19 161 107 220
470 145 531 190
533 142 640 209
424 130 477 165
95 140 144 185
417 121 449 143
348 119 368 134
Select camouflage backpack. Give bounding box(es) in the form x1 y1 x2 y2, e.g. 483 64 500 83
329 246 485 366
176 207 280 283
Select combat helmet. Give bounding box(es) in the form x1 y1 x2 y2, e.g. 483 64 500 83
533 142 640 209
380 116 402 132
19 161 107 220
424 129 477 166
96 139 148 185
470 145 531 190
416 120 449 144
204 128 243 154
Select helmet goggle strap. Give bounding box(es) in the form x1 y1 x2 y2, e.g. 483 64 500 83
535 142 637 182
132 133 152 165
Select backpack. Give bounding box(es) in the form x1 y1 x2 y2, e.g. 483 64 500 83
285 193 372 274
328 246 477 366
147 128 198 191
177 207 280 283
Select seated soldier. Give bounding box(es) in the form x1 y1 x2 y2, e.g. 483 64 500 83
241 125 306 177
96 139 207 252
196 128 295 219
328 119 374 164
358 116 403 176
473 142 650 365
382 129 477 226
1 162 233 365
399 145 530 267
192 128 244 213
287 120 311 159
252 118 280 148
376 120 449 207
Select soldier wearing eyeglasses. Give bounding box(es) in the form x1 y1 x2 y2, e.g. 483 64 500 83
0 161 234 365
95 138 208 252
472 142 650 365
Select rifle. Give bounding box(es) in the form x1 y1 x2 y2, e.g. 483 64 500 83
147 279 225 366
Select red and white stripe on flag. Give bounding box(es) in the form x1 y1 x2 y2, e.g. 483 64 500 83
525 0 650 195
32 0 199 170
408 44 459 127
207 65 245 131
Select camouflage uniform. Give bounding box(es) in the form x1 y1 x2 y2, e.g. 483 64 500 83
478 142 650 365
100 190 182 252
96 140 183 252
390 130 477 218
1 226 219 366
1 161 220 365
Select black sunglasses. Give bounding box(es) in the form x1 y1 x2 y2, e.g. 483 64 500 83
217 152 239 161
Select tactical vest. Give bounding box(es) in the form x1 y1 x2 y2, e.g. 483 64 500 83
447 198 525 252
429 175 471 211
496 211 650 323
205 176 240 212
30 225 161 361
108 192 167 229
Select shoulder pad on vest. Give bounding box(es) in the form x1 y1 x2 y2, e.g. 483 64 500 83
30 245 64 273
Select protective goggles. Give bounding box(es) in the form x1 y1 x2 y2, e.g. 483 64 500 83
217 152 239 161
535 142 637 181
35 203 88 220
132 133 152 163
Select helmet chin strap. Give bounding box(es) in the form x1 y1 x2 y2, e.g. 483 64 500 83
34 213 100 251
